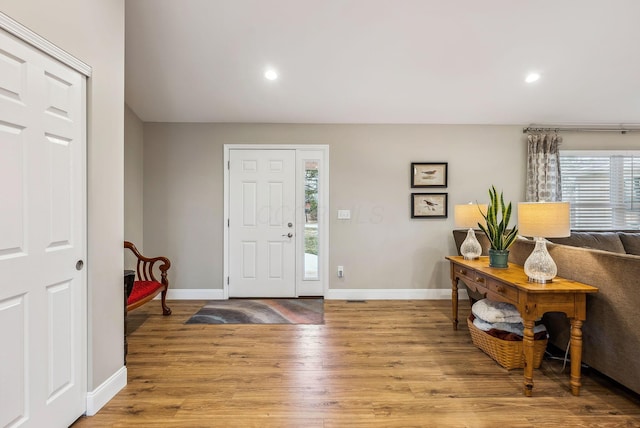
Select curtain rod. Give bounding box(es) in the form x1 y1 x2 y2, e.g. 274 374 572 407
523 126 640 134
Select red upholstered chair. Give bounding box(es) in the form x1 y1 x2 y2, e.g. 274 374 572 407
124 241 172 315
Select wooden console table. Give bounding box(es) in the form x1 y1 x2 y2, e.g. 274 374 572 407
446 256 598 397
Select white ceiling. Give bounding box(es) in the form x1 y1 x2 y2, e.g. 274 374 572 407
125 0 640 125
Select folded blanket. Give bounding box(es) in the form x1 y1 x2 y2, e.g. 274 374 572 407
473 316 547 337
470 315 549 341
472 298 522 324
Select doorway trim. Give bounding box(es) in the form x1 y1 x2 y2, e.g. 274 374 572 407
223 144 329 299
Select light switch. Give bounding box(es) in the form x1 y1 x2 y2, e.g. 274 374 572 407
337 209 351 220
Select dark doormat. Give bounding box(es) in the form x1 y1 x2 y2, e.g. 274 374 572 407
126 312 150 335
185 298 324 325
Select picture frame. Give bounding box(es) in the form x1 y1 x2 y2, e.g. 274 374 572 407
411 162 448 188
411 193 448 218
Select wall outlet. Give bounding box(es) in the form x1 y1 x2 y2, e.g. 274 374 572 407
337 266 344 278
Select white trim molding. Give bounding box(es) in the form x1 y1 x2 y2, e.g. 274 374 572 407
0 12 91 76
326 288 468 300
164 288 225 300
85 366 127 416
160 288 467 301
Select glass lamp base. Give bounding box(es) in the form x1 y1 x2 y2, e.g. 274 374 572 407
524 237 557 284
460 228 482 260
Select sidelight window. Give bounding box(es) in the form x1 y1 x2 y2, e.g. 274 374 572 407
304 161 319 280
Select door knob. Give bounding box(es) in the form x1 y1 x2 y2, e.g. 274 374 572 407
282 233 293 238
76 260 84 271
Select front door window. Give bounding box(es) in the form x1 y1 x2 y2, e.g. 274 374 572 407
304 161 319 280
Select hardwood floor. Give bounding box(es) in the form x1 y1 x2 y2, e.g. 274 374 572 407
72 300 640 427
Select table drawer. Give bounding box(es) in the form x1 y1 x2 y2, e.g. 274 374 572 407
454 264 518 304
454 266 490 292
486 277 518 303
454 265 482 285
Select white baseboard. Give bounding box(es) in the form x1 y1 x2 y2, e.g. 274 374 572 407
162 288 467 301
164 288 225 300
85 365 127 416
325 288 468 300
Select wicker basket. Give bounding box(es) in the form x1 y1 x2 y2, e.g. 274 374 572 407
467 316 547 370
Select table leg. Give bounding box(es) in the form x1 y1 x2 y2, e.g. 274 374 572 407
522 319 535 396
569 319 584 396
451 277 459 331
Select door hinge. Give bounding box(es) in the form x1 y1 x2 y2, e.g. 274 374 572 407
227 276 230 285
227 218 230 227
227 160 230 169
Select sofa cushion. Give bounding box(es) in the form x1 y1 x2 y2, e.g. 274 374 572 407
549 231 626 254
617 232 640 255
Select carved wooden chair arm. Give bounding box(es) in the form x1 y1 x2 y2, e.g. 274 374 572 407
124 241 171 285
124 241 172 315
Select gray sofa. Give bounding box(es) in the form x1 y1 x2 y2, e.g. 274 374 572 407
452 229 640 395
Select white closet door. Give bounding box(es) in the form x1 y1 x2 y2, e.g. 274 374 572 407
0 28 86 428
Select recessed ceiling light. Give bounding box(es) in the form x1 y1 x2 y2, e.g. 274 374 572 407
264 69 278 81
525 73 540 83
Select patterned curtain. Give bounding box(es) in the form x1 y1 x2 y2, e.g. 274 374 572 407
526 133 562 202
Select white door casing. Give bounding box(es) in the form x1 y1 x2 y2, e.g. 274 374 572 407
0 27 86 428
228 149 297 297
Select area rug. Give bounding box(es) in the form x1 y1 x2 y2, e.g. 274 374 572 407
185 299 324 325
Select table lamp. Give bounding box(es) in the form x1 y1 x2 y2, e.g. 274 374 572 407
454 203 488 260
517 202 570 283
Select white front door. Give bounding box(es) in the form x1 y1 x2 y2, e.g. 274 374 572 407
0 29 86 427
229 149 296 297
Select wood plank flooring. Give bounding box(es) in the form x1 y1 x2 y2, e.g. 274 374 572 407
72 300 640 427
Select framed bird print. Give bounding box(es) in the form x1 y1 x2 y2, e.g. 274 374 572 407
411 162 447 188
411 193 448 218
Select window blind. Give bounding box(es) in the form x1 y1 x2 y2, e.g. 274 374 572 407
560 151 640 230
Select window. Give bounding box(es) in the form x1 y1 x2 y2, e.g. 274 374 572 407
560 151 640 230
304 161 319 280
295 149 328 296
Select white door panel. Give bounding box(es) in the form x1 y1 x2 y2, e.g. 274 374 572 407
0 28 85 428
0 121 26 260
0 295 27 427
229 150 296 297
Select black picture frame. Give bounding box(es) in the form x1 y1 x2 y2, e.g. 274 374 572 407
411 193 448 218
411 162 448 188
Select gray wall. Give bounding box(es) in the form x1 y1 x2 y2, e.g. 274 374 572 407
0 1 126 390
140 124 640 294
125 104 144 268
559 131 640 151
142 123 528 292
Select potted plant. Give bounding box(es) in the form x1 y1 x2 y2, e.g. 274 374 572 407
478 185 518 268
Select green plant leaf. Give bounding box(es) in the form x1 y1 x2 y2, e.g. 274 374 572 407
503 202 512 226
478 186 517 250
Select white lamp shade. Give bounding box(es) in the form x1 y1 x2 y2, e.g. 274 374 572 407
454 203 488 228
518 202 570 238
